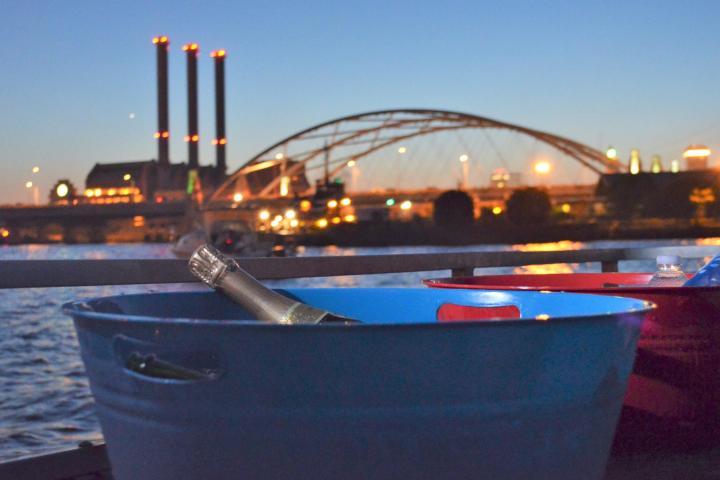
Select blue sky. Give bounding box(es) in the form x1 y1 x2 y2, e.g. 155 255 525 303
1 0 719 203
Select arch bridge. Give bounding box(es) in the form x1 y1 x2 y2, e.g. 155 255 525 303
210 109 623 205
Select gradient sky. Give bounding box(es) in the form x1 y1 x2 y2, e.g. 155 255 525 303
1 0 719 204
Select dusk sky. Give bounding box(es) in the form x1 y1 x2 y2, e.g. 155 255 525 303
1 0 719 204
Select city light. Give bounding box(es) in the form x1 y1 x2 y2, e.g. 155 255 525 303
651 155 663 173
284 209 296 219
344 214 356 223
340 197 351 206
211 50 226 58
684 147 712 158
347 160 356 167
561 203 571 214
533 160 552 175
327 199 338 208
279 176 290 197
316 218 328 228
123 174 132 181
275 153 284 160
32 166 40 173
397 147 407 154
629 149 641 175
300 200 312 212
182 43 199 52
331 217 342 224
459 154 469 162
25 181 32 189
492 206 503 215
1 229 8 238
386 198 396 206
606 147 617 160
232 193 243 203
258 210 270 221
400 200 412 210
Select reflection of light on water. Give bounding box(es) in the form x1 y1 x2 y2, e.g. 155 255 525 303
511 240 584 274
514 264 574 274
693 238 720 267
511 240 584 252
695 238 720 246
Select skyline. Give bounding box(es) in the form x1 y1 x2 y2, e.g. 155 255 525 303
1 0 719 204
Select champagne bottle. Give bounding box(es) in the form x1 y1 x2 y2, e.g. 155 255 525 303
188 244 358 325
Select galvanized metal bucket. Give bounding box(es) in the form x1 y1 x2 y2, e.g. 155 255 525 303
64 288 651 480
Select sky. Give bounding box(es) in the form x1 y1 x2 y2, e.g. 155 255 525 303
1 0 719 204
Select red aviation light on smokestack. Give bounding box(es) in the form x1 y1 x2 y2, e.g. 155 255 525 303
154 35 170 165
211 48 227 175
182 43 199 53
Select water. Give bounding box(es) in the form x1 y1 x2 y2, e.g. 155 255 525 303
0 238 718 462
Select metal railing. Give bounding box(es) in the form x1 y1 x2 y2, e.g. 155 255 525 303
1 244 716 289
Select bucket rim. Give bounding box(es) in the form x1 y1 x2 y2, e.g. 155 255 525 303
61 287 655 329
424 272 720 293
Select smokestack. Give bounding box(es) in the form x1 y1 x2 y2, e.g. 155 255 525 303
153 35 170 165
211 50 227 176
183 43 200 169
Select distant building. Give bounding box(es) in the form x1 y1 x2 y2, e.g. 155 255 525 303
684 145 712 171
83 160 226 204
489 168 523 188
596 170 720 219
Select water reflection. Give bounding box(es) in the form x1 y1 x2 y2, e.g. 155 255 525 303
510 240 584 274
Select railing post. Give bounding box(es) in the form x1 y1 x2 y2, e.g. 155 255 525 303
451 267 475 278
601 261 619 273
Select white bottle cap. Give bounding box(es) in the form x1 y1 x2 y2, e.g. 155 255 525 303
657 255 680 265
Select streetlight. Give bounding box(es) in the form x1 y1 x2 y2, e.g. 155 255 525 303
25 181 35 205
30 166 40 205
347 159 359 191
459 154 469 190
533 160 552 176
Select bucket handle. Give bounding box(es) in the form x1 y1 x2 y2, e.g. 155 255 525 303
113 335 223 384
125 352 221 382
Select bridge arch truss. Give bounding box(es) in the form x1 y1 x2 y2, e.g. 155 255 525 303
210 109 623 203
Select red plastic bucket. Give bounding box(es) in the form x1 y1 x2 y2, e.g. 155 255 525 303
425 273 720 451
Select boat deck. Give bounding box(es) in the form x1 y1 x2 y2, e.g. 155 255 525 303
2 442 719 479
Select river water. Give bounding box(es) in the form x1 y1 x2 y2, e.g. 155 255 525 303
1 238 718 462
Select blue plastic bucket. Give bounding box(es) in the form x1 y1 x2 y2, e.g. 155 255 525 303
63 288 651 480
